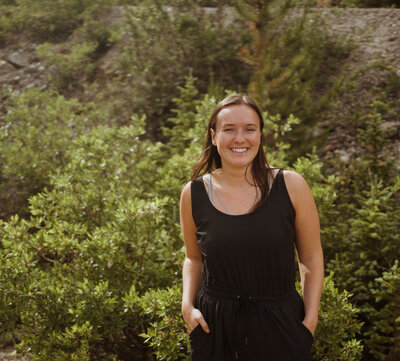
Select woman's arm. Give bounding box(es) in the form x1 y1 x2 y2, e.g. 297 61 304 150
180 182 210 334
284 170 324 335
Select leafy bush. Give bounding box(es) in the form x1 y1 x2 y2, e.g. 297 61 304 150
364 261 400 361
310 273 364 361
236 1 353 159
327 172 400 358
98 0 251 131
36 13 120 92
325 62 400 172
291 151 340 259
330 0 400 7
0 120 177 359
126 285 190 361
36 41 98 91
10 0 114 40
0 3 15 45
0 88 106 219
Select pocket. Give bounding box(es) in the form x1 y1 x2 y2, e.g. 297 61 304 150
189 324 203 339
189 323 213 361
299 320 314 341
292 292 314 344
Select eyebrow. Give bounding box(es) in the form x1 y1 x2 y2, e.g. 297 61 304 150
222 123 258 127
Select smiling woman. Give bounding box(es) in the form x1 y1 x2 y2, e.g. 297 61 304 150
210 104 261 175
179 94 324 361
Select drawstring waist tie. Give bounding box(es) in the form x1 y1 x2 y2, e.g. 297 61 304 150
202 286 296 306
201 286 297 360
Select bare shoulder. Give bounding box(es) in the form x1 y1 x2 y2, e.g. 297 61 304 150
282 170 309 190
180 181 192 206
282 170 314 209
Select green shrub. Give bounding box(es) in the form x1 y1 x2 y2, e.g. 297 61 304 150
327 173 400 301
36 41 98 91
327 172 400 358
0 121 177 359
0 4 15 45
364 261 400 361
236 1 353 159
0 0 116 44
15 0 114 40
325 62 400 175
36 14 120 92
356 100 395 172
310 272 364 361
0 88 105 219
291 151 340 259
98 0 251 131
126 285 190 361
330 0 400 7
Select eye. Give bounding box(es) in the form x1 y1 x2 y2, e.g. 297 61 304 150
246 128 256 132
223 128 233 132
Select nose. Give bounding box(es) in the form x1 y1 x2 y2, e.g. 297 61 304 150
234 129 246 143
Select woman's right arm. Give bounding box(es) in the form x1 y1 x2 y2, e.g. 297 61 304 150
180 182 210 334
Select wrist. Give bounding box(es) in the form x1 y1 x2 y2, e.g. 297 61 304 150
181 301 195 315
303 317 318 331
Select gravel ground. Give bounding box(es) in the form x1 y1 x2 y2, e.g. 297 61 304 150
0 347 31 361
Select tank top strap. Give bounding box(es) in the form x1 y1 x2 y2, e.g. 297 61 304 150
190 177 210 226
273 168 296 217
209 173 232 215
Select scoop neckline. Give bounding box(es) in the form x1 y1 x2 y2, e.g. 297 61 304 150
200 168 282 218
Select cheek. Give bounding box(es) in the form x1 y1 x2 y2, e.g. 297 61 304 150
212 132 225 146
251 133 262 144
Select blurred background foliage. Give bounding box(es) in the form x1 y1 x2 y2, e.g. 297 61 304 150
0 0 399 360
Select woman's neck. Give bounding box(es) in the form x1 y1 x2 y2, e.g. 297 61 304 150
213 166 255 188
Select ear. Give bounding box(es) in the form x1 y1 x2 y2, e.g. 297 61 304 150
210 128 216 146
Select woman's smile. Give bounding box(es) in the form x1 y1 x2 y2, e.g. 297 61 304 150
231 147 248 153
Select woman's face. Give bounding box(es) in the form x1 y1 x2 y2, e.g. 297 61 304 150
211 104 262 171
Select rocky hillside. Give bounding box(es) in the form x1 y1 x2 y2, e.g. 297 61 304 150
0 7 399 168
315 8 400 170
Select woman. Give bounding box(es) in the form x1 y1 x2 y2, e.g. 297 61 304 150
180 94 324 361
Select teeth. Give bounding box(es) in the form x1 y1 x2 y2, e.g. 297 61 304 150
231 148 247 153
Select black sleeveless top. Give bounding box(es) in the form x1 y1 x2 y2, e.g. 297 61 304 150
188 168 314 361
191 168 296 296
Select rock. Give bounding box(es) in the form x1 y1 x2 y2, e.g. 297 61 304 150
324 144 336 153
334 149 351 164
348 146 356 154
378 121 400 138
313 127 325 138
0 60 15 75
48 64 57 75
6 51 30 68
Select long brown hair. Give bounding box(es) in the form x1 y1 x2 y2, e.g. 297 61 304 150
190 94 280 212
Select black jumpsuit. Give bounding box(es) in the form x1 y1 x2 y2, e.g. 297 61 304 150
189 169 314 361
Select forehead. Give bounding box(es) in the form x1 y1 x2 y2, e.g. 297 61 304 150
216 104 260 127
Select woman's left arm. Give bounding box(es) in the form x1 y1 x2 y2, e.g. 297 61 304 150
284 170 324 336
